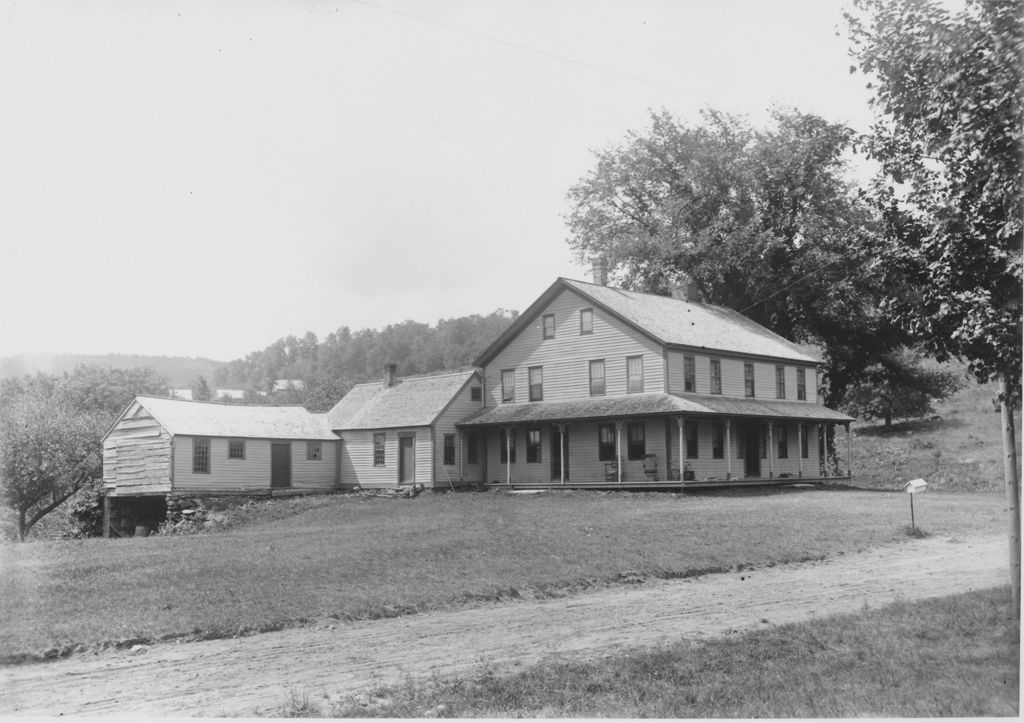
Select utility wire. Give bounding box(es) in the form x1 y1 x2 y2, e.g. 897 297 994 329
738 244 861 314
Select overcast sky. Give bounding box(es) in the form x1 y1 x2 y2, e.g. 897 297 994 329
1 0 879 362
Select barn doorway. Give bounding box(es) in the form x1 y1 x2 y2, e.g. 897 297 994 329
271 443 291 488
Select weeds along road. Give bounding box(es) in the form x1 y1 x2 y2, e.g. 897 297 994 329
1 532 1008 717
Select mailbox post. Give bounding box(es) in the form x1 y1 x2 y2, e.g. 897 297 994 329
904 478 928 530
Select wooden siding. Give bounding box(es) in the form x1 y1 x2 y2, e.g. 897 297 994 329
172 436 337 494
340 427 433 488
484 287 665 406
666 351 818 402
103 411 172 496
432 377 485 486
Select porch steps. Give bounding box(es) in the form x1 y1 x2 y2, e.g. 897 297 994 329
484 475 849 492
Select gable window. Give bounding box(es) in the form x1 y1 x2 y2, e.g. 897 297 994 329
580 308 593 335
777 425 789 459
744 363 755 397
373 433 386 466
684 356 696 392
466 432 480 464
685 422 699 459
443 434 456 465
589 359 606 396
800 424 809 459
542 313 555 340
710 359 722 395
528 366 543 401
627 356 644 393
307 441 322 460
627 422 646 460
776 366 786 399
228 439 245 460
712 423 724 459
500 428 516 464
193 437 210 474
526 428 542 463
470 386 482 402
797 369 807 401
598 423 616 461
501 369 515 403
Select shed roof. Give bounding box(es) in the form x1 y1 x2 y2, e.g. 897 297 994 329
328 370 479 430
457 393 852 426
120 396 338 440
474 278 821 366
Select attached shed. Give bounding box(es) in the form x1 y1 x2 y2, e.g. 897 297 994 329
328 369 485 489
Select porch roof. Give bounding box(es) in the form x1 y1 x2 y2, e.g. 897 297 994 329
457 393 853 426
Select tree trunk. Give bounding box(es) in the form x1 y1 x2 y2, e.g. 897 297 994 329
884 411 892 430
1000 376 1020 615
17 507 27 542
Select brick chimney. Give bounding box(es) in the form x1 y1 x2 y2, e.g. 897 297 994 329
383 363 397 388
592 258 608 286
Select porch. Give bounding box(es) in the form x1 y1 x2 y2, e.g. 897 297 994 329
482 473 850 492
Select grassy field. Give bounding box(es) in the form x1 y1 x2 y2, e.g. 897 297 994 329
0 486 1006 661
297 587 1018 718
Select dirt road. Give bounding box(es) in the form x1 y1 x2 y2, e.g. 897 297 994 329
0 532 1008 717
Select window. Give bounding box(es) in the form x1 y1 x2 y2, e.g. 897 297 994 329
528 366 543 401
710 359 722 395
744 363 755 397
443 434 456 465
627 422 645 460
589 359 605 396
800 424 809 459
228 439 245 460
373 433 386 466
712 423 724 459
542 313 555 339
193 437 210 474
526 428 542 463
466 432 480 465
685 422 699 459
500 428 516 463
776 366 786 399
580 308 593 335
598 423 616 461
777 425 789 459
796 368 807 401
627 356 644 393
307 441 322 460
470 386 482 402
501 369 515 403
684 356 696 392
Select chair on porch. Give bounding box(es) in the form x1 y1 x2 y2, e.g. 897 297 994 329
642 454 658 480
604 461 618 482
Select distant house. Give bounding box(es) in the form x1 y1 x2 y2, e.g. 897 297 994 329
273 379 306 392
328 366 484 489
215 388 246 401
168 388 193 401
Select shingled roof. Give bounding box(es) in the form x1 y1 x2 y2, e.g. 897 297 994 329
475 278 820 366
115 396 337 441
328 370 479 430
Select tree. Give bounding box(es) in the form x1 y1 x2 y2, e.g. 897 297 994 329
847 0 1023 608
842 350 963 428
565 108 903 410
192 375 212 402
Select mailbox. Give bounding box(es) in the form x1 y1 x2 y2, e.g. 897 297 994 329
904 478 928 494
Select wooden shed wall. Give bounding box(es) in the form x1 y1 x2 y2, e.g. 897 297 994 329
103 411 172 497
172 436 337 493
340 427 433 488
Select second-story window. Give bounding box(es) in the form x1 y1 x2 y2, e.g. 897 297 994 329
501 369 515 403
627 356 644 393
710 359 722 395
797 368 807 401
528 366 543 401
684 355 696 392
589 359 605 396
542 313 555 339
776 366 786 399
580 308 593 335
744 363 755 397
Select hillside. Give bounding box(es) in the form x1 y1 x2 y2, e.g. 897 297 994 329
0 354 224 388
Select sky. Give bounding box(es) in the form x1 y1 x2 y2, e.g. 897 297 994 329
0 0 880 362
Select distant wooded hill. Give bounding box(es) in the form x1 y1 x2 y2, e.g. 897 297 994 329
0 354 224 388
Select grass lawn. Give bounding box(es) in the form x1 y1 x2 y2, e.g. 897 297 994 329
0 486 1005 660
305 586 1018 718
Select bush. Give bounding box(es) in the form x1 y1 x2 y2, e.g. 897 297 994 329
66 480 106 538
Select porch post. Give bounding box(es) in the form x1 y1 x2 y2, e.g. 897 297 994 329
725 419 733 481
678 416 685 480
615 420 623 484
558 423 566 485
505 426 512 487
845 422 852 479
103 493 110 539
798 424 804 478
767 421 775 479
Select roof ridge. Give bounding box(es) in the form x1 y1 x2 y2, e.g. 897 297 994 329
137 395 308 409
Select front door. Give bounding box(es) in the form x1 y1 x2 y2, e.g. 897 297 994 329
550 426 569 481
271 443 291 488
742 423 761 477
398 435 415 485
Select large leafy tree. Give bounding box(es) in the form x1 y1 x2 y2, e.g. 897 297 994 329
565 108 901 409
847 0 1022 607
